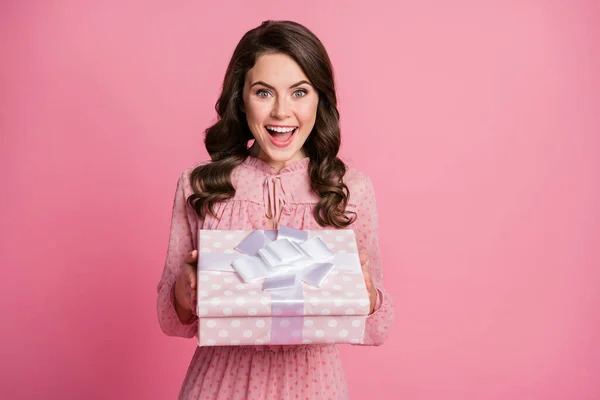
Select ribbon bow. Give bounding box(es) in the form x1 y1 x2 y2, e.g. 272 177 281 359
231 225 336 292
263 175 292 228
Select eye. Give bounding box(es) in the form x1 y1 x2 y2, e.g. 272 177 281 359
256 89 272 98
293 89 308 98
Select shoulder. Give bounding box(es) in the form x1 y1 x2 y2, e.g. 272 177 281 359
341 164 380 222
343 164 376 204
174 160 257 198
177 164 201 185
172 163 206 199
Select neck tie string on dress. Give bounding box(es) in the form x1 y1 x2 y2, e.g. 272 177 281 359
263 175 290 229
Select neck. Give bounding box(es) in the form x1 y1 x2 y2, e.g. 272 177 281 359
249 142 307 173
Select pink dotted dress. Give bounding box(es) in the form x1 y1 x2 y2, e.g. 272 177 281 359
157 157 395 399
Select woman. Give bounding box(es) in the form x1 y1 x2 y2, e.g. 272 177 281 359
157 20 394 399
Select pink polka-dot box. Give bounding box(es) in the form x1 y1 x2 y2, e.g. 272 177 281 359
196 228 370 346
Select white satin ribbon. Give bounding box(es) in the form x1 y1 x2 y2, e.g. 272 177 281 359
230 226 337 291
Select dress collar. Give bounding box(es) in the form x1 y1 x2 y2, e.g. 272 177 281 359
241 156 310 175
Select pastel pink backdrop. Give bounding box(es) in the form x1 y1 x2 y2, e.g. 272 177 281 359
1 1 598 399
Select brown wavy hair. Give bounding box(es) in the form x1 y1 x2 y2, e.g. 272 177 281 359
188 20 355 228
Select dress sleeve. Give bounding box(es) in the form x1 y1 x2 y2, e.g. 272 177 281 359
352 176 395 346
156 171 200 338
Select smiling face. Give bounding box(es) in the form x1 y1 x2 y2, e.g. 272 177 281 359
242 52 319 171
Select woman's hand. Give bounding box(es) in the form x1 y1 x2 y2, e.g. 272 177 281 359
174 250 198 323
360 252 378 315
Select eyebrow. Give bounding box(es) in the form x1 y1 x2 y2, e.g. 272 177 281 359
250 80 312 90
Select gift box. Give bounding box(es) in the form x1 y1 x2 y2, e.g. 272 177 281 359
196 226 370 346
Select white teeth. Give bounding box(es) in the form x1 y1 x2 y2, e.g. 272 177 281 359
266 126 296 133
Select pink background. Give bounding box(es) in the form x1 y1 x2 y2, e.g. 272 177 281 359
1 1 599 399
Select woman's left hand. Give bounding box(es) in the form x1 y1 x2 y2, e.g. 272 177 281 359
360 252 378 314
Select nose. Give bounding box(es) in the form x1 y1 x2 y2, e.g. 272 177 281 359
270 97 291 119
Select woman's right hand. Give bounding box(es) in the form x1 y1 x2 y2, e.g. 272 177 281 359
174 250 198 323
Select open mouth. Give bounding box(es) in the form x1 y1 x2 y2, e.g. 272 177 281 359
265 125 298 148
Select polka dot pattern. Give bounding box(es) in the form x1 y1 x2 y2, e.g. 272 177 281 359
196 230 371 319
199 317 271 345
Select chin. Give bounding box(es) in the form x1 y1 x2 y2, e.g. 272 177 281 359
265 148 301 162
